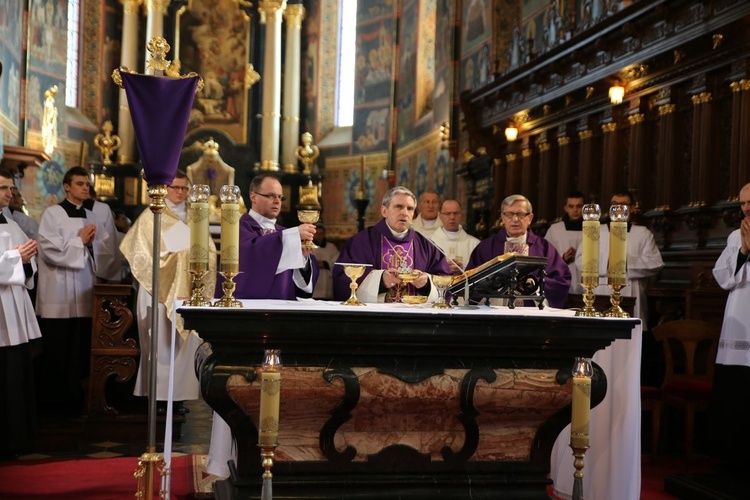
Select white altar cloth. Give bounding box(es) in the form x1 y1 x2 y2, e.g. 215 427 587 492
179 299 641 497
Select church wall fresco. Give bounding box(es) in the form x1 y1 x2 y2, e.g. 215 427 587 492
0 0 25 146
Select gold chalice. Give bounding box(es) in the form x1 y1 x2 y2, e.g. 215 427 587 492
337 263 371 306
298 209 320 250
431 275 454 309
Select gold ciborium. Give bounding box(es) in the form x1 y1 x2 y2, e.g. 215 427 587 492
397 270 421 284
297 209 320 250
337 263 371 306
431 275 454 309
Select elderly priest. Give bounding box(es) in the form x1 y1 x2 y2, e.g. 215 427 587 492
333 186 451 303
467 194 571 308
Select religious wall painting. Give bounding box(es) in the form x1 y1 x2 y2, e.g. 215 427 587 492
415 0 436 122
462 0 492 56
435 148 449 197
415 152 429 198
36 160 66 206
0 49 21 130
435 0 454 71
397 159 411 188
25 72 65 135
358 0 396 19
353 106 390 154
27 0 68 76
355 21 394 105
179 0 250 143
462 43 492 92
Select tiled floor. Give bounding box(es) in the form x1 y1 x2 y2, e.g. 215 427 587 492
14 398 213 462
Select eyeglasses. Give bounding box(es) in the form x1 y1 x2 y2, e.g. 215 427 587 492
501 211 531 220
440 211 462 217
254 192 286 202
168 185 189 192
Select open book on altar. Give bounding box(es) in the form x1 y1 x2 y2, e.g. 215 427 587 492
448 253 548 308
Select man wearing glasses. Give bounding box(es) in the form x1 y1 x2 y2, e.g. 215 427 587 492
121 169 217 416
209 173 318 477
467 194 571 308
230 174 318 300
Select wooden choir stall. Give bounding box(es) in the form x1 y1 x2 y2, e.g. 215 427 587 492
180 300 640 500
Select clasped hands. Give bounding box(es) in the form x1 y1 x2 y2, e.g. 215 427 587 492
16 239 37 264
741 216 750 256
382 268 429 289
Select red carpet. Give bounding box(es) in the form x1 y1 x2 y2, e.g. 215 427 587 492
0 455 195 499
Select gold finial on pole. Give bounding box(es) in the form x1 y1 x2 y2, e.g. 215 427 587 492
295 132 319 175
93 121 122 166
146 37 172 75
245 64 261 89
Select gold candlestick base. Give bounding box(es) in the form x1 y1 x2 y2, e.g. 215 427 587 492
134 449 168 499
603 282 630 317
259 443 278 500
214 270 243 308
183 267 211 307
575 281 601 317
569 443 589 500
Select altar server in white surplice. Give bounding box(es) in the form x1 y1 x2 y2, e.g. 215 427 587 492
710 182 750 471
84 187 121 282
0 169 41 458
574 190 663 323
430 199 479 274
36 166 98 415
544 191 585 294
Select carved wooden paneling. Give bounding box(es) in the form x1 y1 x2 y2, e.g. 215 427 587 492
88 284 137 416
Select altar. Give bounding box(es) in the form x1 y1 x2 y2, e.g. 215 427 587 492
179 300 640 500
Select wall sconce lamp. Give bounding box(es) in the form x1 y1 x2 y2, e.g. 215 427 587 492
505 125 519 142
609 84 625 105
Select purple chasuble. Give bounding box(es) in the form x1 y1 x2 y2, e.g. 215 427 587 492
467 228 571 308
333 219 452 301
223 214 319 300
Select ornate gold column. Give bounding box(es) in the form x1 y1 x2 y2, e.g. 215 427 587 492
729 79 750 198
281 4 306 173
259 0 288 171
117 0 143 163
144 1 169 73
521 146 535 199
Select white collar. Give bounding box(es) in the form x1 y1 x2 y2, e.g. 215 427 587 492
249 209 277 230
385 221 409 239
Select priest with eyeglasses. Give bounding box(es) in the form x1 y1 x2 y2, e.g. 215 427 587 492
467 194 571 308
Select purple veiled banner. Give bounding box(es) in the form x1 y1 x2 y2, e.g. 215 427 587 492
120 72 198 186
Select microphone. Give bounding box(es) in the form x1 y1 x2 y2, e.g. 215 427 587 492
409 223 476 309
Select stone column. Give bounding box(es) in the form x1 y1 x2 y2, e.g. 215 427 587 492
259 0 287 171
143 0 169 73
117 0 143 163
281 4 305 173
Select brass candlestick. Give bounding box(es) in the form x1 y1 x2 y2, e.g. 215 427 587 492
214 268 242 308
570 444 589 500
184 263 212 307
259 444 278 500
603 281 629 317
575 280 600 317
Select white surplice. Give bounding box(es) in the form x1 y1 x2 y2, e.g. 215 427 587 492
713 229 750 367
545 220 583 294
